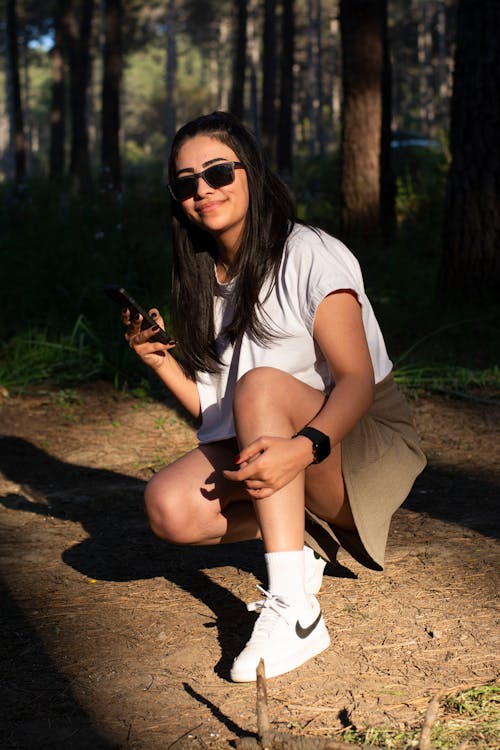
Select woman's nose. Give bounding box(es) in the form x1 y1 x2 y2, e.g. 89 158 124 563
194 174 214 197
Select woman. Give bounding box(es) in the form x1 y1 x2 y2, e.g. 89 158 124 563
123 111 426 683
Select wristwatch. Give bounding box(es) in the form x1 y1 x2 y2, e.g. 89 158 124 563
292 426 331 464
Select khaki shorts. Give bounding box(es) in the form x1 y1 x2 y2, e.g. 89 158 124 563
305 375 427 571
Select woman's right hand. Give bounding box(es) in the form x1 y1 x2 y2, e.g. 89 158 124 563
122 307 176 373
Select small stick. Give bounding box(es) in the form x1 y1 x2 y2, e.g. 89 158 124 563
418 693 441 750
256 659 271 738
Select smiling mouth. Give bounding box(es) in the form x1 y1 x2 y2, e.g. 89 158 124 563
196 201 223 214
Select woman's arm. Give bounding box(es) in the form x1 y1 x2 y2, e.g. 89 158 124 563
124 308 201 420
296 290 375 455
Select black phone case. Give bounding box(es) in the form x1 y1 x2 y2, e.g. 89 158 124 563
104 284 172 345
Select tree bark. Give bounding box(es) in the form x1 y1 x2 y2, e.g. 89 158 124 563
277 0 294 179
315 0 325 158
49 0 69 180
101 0 122 191
165 0 177 157
379 0 395 240
248 0 260 136
417 2 435 136
306 0 315 157
438 0 500 302
6 0 26 181
64 0 94 185
339 0 388 240
230 0 247 119
261 0 277 162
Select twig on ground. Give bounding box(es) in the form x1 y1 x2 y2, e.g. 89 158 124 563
256 659 271 738
238 668 462 750
236 662 368 749
418 693 441 750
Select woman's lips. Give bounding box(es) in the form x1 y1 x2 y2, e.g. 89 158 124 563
196 200 224 215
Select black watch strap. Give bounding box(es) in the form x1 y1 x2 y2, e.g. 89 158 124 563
292 426 331 464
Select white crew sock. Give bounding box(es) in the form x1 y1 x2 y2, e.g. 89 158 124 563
264 549 307 604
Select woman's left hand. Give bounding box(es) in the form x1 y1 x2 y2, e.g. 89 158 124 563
222 435 313 499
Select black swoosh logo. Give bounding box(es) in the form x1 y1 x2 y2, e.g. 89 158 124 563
295 611 322 639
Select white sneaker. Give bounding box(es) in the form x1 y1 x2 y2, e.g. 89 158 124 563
304 545 327 595
230 586 330 682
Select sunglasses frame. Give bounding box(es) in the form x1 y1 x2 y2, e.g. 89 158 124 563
168 161 245 201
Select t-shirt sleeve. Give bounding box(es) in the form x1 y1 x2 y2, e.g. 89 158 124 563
283 227 366 335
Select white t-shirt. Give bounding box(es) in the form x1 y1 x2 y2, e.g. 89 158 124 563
196 224 392 443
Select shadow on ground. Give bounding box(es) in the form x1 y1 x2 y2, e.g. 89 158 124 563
0 579 114 750
0 434 498 735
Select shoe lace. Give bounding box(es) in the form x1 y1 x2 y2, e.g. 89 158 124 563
246 585 291 639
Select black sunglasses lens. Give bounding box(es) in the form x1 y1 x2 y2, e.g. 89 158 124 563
204 163 235 189
171 176 197 201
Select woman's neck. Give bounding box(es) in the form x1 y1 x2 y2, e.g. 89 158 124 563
215 257 237 284
215 236 240 282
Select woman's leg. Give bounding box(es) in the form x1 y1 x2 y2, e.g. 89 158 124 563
229 367 346 681
231 366 355 551
143 440 260 546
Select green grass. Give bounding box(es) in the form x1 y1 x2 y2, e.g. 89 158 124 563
341 683 499 749
0 316 105 389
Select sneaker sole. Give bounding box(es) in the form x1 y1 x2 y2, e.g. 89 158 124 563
230 620 331 683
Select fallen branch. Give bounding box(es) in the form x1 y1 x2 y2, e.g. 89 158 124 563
236 660 368 750
236 663 456 750
417 693 441 750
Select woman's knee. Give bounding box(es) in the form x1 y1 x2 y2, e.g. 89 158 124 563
233 367 324 427
143 473 201 544
233 367 287 411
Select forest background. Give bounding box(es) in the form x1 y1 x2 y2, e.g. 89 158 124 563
0 0 498 398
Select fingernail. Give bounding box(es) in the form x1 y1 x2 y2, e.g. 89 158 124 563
151 312 157 318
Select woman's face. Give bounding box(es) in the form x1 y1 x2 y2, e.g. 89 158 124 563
173 135 250 253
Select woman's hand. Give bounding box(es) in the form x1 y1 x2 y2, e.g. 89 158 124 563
222 434 314 499
123 307 176 372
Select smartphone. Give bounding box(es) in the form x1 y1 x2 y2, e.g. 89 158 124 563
104 284 173 345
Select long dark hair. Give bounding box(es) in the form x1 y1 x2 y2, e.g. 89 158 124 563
168 111 297 376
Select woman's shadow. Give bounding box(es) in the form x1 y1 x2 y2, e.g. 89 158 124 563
0 435 348 681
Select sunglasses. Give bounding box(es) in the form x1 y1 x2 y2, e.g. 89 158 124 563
168 161 245 201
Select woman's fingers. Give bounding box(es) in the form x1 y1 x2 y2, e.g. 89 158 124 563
223 435 310 497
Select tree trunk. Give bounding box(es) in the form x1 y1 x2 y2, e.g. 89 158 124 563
277 0 294 179
438 0 500 303
315 0 325 158
230 0 247 119
379 0 395 240
261 0 277 162
217 17 231 110
306 0 315 157
49 0 69 180
247 0 260 136
326 10 339 148
101 0 122 190
165 0 177 156
339 0 387 240
6 0 26 181
436 0 448 124
65 0 94 185
417 2 435 136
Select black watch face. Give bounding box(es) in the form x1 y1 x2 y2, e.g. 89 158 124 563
296 427 331 463
315 436 330 463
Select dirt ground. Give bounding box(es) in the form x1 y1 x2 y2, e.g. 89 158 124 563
0 381 498 749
